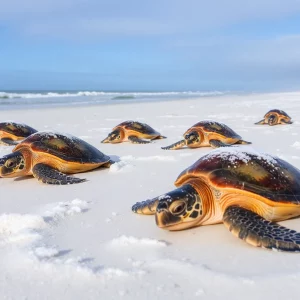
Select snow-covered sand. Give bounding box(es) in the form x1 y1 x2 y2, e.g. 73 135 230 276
1 92 300 299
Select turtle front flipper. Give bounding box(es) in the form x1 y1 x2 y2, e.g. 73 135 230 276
223 206 300 252
254 119 266 125
132 198 158 215
128 136 150 144
209 139 231 148
0 138 19 146
161 140 186 150
32 163 86 185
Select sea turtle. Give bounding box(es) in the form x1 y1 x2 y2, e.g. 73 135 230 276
255 109 292 126
132 148 300 252
101 121 166 144
0 121 37 145
0 131 112 184
161 120 250 150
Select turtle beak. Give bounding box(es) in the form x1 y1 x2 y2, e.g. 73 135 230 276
0 157 5 167
101 137 110 143
0 157 5 177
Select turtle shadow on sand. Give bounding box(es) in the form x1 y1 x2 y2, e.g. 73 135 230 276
88 154 120 174
54 249 73 258
14 175 35 182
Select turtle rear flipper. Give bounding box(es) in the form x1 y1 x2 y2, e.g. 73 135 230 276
161 140 186 150
254 119 265 125
0 138 19 146
101 159 115 168
128 136 150 144
281 119 293 125
132 198 158 215
209 139 231 148
235 140 252 145
32 163 86 185
223 206 300 252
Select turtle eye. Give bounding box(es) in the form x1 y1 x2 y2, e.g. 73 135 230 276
5 159 16 168
171 203 186 215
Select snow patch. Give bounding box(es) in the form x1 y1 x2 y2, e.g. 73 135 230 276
33 246 60 259
109 161 134 173
110 235 168 247
195 289 205 296
204 146 277 165
43 198 89 220
0 214 46 244
291 141 300 149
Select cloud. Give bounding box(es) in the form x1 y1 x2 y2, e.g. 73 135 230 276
2 0 300 38
2 0 300 91
23 18 178 38
236 35 300 66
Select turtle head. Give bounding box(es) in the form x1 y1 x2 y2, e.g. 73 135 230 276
101 129 124 144
155 184 203 230
267 114 278 126
185 131 202 147
0 151 28 178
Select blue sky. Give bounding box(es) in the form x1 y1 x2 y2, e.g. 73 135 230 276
1 0 300 91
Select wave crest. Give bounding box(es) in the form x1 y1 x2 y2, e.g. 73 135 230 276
0 90 226 99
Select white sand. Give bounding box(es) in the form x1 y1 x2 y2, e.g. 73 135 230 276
1 92 300 299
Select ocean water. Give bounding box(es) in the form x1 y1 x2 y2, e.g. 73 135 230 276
0 90 227 109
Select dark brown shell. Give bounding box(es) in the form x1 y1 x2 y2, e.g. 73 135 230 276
0 122 37 138
14 131 110 163
264 109 291 118
175 149 300 204
185 121 241 139
115 121 160 136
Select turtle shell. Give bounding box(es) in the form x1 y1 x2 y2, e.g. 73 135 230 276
175 148 300 204
0 122 37 138
264 109 291 118
115 121 160 136
14 131 110 163
185 121 241 140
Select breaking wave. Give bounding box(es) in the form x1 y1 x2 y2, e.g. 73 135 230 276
0 91 225 100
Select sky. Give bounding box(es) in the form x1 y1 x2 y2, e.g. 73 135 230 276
1 0 300 91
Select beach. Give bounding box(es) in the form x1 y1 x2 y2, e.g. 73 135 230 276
1 91 300 299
